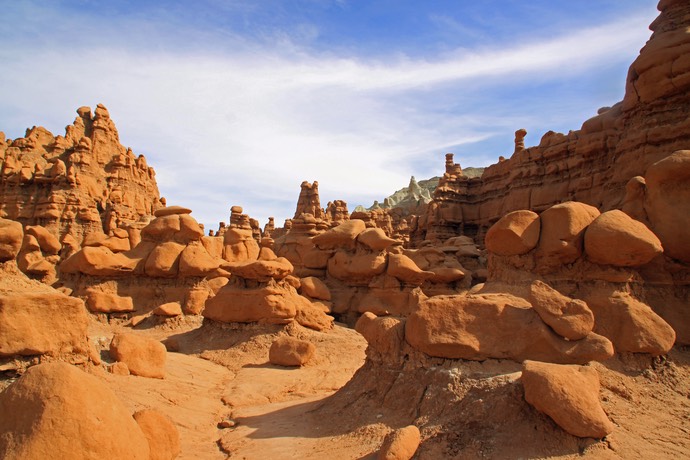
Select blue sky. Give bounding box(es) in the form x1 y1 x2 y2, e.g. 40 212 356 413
0 0 659 230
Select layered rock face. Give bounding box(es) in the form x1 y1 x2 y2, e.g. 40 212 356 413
0 104 162 243
413 0 690 245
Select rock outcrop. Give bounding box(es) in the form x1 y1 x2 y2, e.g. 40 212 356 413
0 104 161 244
0 362 150 459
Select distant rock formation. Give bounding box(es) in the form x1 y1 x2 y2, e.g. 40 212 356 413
414 0 690 245
0 104 161 244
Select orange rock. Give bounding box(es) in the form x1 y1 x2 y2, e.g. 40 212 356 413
223 227 260 263
522 360 614 438
228 257 294 281
0 292 89 357
0 362 150 459
141 215 182 243
485 210 540 256
529 280 594 340
268 336 315 366
203 283 298 325
355 312 405 364
299 276 331 300
327 251 387 282
110 361 130 375
644 150 690 262
387 253 435 285
584 210 662 267
133 409 181 460
536 202 600 271
153 302 182 317
154 205 192 217
144 241 185 277
178 241 219 276
585 289 676 354
85 289 135 313
109 332 167 379
0 218 23 261
312 219 366 250
294 301 335 331
24 225 61 255
378 425 420 460
405 293 613 364
357 227 399 251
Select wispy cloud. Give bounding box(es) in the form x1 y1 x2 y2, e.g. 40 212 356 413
0 2 657 229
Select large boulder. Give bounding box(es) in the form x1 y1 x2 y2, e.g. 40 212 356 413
584 210 662 267
109 332 167 379
485 210 540 256
536 202 600 271
644 150 690 262
528 280 594 340
0 291 89 357
585 289 676 354
405 293 613 364
0 362 150 459
522 360 614 438
312 219 366 250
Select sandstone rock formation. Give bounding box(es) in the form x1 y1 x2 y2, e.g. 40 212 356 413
0 362 150 459
132 409 181 460
268 336 316 366
522 360 615 439
109 332 167 379
378 425 421 460
411 1 690 246
0 104 161 244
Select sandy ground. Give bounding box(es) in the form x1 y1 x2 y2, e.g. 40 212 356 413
37 315 688 459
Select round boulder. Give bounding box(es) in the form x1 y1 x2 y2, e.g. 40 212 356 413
268 336 315 367
584 210 662 266
485 210 540 256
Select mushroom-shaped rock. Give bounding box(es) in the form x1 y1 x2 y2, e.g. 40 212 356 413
405 293 613 364
109 332 167 379
485 210 540 256
378 425 421 460
312 219 366 250
269 336 315 366
355 312 405 364
0 218 23 261
584 210 662 267
585 290 676 355
387 253 435 285
522 360 614 438
644 150 690 263
529 280 594 340
299 276 331 300
154 205 192 217
357 227 399 251
0 362 150 459
537 202 600 270
141 215 181 242
145 241 185 277
133 409 181 460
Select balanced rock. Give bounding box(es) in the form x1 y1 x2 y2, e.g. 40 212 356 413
109 332 167 379
133 409 181 460
357 227 399 251
584 210 662 267
154 205 192 217
485 210 540 256
529 280 594 340
268 336 315 366
312 219 366 250
522 360 615 438
378 425 421 460
0 362 150 459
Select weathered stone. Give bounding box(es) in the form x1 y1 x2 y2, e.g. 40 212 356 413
268 336 315 366
529 280 594 340
109 332 167 379
485 210 540 256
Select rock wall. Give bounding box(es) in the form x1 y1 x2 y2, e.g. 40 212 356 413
0 104 162 243
414 0 690 246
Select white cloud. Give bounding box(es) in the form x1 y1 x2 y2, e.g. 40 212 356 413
0 6 656 229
